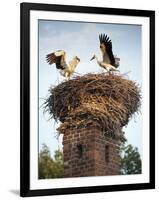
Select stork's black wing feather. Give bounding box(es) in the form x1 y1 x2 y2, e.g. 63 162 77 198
99 34 116 67
46 53 64 69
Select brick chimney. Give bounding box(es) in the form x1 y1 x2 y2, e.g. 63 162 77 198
63 125 121 177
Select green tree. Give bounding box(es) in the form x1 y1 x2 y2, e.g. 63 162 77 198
38 144 64 179
120 144 142 175
51 149 64 178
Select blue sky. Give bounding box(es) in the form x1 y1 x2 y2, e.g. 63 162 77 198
38 20 142 158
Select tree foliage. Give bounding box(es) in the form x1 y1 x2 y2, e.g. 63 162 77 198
120 144 142 175
38 144 64 179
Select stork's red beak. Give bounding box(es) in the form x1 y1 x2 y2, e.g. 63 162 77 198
90 55 95 61
76 56 80 62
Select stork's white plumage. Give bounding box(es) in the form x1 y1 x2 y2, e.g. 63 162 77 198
90 55 119 72
90 34 120 72
46 50 80 78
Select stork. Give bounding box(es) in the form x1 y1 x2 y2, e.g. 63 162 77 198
46 50 80 78
90 34 120 73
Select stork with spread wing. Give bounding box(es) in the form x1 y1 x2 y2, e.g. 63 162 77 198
90 34 120 72
46 50 80 78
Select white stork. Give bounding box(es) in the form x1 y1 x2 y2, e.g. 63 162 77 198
46 50 80 78
90 34 120 72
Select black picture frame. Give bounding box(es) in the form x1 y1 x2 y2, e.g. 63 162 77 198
20 2 155 197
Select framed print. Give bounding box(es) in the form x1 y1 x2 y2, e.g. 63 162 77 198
20 2 155 197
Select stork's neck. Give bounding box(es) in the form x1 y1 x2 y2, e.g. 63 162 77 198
69 57 79 70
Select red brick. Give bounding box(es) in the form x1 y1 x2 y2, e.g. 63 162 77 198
62 126 121 177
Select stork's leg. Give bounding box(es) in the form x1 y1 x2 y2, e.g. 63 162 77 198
65 71 69 78
101 67 107 73
67 74 70 81
106 64 114 75
64 71 71 81
105 67 109 73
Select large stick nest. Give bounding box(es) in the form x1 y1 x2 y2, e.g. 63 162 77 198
44 73 141 142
